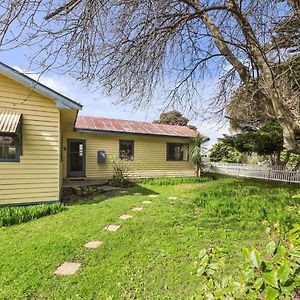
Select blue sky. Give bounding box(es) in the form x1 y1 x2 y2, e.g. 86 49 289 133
0 47 228 148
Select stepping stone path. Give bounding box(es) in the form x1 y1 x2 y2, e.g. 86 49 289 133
84 240 103 249
119 214 133 220
54 262 81 276
148 194 158 198
143 200 152 204
105 224 121 232
132 207 143 211
55 192 157 276
168 196 178 200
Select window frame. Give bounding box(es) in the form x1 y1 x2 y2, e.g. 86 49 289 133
166 142 189 161
119 139 135 160
0 133 21 162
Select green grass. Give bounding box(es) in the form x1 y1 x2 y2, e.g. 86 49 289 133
0 178 299 299
0 203 66 227
141 175 212 185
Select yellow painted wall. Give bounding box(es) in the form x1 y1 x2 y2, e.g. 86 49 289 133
0 73 60 205
63 131 195 179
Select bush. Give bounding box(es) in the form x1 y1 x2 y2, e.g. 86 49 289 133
0 203 66 227
110 156 137 187
196 224 300 299
142 176 212 186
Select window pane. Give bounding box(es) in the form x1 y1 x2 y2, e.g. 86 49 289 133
0 135 17 160
69 141 84 172
182 145 188 160
167 143 188 161
175 145 182 160
120 140 134 159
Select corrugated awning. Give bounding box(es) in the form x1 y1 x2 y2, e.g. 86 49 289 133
0 110 22 133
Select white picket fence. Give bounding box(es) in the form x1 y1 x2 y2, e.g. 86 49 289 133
207 162 300 184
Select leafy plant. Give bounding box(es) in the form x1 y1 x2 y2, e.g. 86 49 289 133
196 224 300 299
110 156 137 187
141 176 212 186
209 138 244 163
0 203 66 227
189 134 209 176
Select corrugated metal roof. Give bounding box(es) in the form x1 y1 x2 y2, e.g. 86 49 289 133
75 116 198 138
0 110 22 133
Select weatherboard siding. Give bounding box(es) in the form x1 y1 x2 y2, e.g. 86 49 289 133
63 131 195 179
0 73 60 205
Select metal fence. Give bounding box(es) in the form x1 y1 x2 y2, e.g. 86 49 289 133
207 162 300 184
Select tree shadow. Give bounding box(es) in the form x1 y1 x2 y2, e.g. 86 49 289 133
63 184 159 206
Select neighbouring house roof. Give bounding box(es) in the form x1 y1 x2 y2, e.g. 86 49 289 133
0 62 82 110
0 110 22 133
75 116 198 138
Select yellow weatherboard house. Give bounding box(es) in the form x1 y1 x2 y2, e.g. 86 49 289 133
0 62 197 206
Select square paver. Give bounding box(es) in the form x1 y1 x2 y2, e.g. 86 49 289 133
132 207 143 211
119 214 133 220
143 201 152 204
168 196 178 200
84 240 103 249
54 262 81 276
148 194 158 198
104 224 121 232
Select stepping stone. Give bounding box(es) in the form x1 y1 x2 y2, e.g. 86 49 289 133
100 186 120 192
84 240 103 249
132 207 143 211
105 224 121 232
54 262 81 276
119 190 128 194
133 192 142 195
119 214 133 220
148 194 158 198
143 200 152 204
168 196 178 200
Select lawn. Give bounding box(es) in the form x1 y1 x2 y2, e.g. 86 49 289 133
0 177 299 299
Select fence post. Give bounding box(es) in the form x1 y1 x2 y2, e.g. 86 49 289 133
268 169 271 181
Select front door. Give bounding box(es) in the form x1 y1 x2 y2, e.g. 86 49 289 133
67 139 86 177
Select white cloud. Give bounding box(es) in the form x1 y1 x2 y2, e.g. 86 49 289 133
12 65 229 144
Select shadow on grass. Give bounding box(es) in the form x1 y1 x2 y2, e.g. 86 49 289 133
65 184 159 206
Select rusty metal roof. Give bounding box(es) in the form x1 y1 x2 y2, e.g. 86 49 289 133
0 110 22 133
75 116 198 138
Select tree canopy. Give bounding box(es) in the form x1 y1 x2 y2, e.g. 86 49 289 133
0 0 299 151
153 110 197 131
209 138 244 163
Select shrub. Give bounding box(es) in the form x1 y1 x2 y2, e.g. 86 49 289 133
110 156 137 187
196 224 300 299
0 203 66 227
142 176 212 186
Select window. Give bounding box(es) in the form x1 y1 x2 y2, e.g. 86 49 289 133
119 140 134 160
167 143 189 161
0 135 20 162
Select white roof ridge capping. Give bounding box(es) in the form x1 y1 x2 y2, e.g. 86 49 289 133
0 62 82 110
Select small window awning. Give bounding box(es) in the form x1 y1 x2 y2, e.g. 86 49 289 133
0 110 22 133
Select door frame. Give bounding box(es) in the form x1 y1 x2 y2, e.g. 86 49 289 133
67 139 86 177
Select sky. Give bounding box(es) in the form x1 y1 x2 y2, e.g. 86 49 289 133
0 48 229 148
